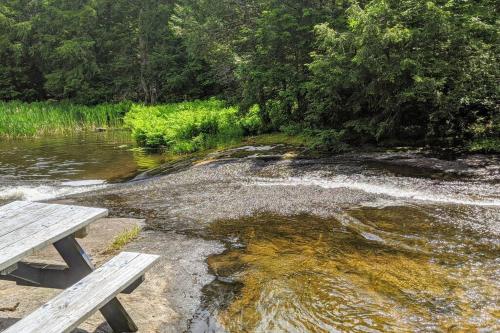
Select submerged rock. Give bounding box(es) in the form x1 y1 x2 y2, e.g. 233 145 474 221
66 150 500 332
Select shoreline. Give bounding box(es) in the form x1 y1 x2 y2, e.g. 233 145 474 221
0 144 498 332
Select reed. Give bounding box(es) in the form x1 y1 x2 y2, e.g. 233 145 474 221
0 101 128 138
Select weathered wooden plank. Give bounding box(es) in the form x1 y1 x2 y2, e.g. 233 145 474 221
0 201 54 233
0 204 104 249
0 201 81 237
0 203 62 237
3 252 160 333
52 236 139 331
0 201 107 271
0 201 33 219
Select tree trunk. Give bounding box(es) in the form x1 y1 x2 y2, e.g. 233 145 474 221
138 9 150 104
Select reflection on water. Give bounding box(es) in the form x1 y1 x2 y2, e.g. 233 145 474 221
6 136 496 332
194 206 499 332
0 130 163 181
0 130 164 202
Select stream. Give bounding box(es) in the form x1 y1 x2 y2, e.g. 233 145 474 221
0 134 499 332
0 130 165 203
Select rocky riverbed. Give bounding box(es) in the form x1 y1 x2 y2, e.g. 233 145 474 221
68 146 499 332
1 139 499 332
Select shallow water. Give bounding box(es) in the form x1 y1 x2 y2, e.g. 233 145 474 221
181 151 500 333
1 139 498 332
194 209 499 332
68 147 499 332
0 131 164 202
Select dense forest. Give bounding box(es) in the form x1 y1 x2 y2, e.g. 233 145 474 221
0 0 498 148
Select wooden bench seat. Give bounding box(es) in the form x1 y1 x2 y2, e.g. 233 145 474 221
3 252 160 333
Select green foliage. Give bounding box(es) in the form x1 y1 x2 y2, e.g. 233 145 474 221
0 0 214 104
466 113 500 153
307 0 499 145
468 138 500 154
102 225 141 255
235 1 343 128
307 129 351 153
124 99 247 153
0 100 127 137
1 0 498 151
239 105 264 136
244 132 313 147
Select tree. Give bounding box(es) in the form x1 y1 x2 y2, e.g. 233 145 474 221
0 0 497 146
307 0 499 143
0 0 43 100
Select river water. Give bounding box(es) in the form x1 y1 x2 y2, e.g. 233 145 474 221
0 130 164 203
0 135 499 332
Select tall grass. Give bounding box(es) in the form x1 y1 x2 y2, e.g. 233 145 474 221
124 99 262 153
0 99 266 154
0 101 128 138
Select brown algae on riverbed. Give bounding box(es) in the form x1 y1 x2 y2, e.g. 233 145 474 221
56 150 499 331
201 207 499 332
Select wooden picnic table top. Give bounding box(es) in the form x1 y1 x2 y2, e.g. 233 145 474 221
0 201 108 272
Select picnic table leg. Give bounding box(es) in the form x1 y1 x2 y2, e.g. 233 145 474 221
54 236 138 332
101 299 138 332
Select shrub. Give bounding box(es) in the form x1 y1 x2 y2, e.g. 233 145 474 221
124 99 246 153
468 138 500 154
239 105 263 135
309 129 351 153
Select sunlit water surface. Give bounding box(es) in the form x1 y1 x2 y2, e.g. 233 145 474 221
1 136 498 332
0 130 164 203
186 153 500 333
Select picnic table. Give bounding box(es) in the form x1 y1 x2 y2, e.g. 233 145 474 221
0 201 159 333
